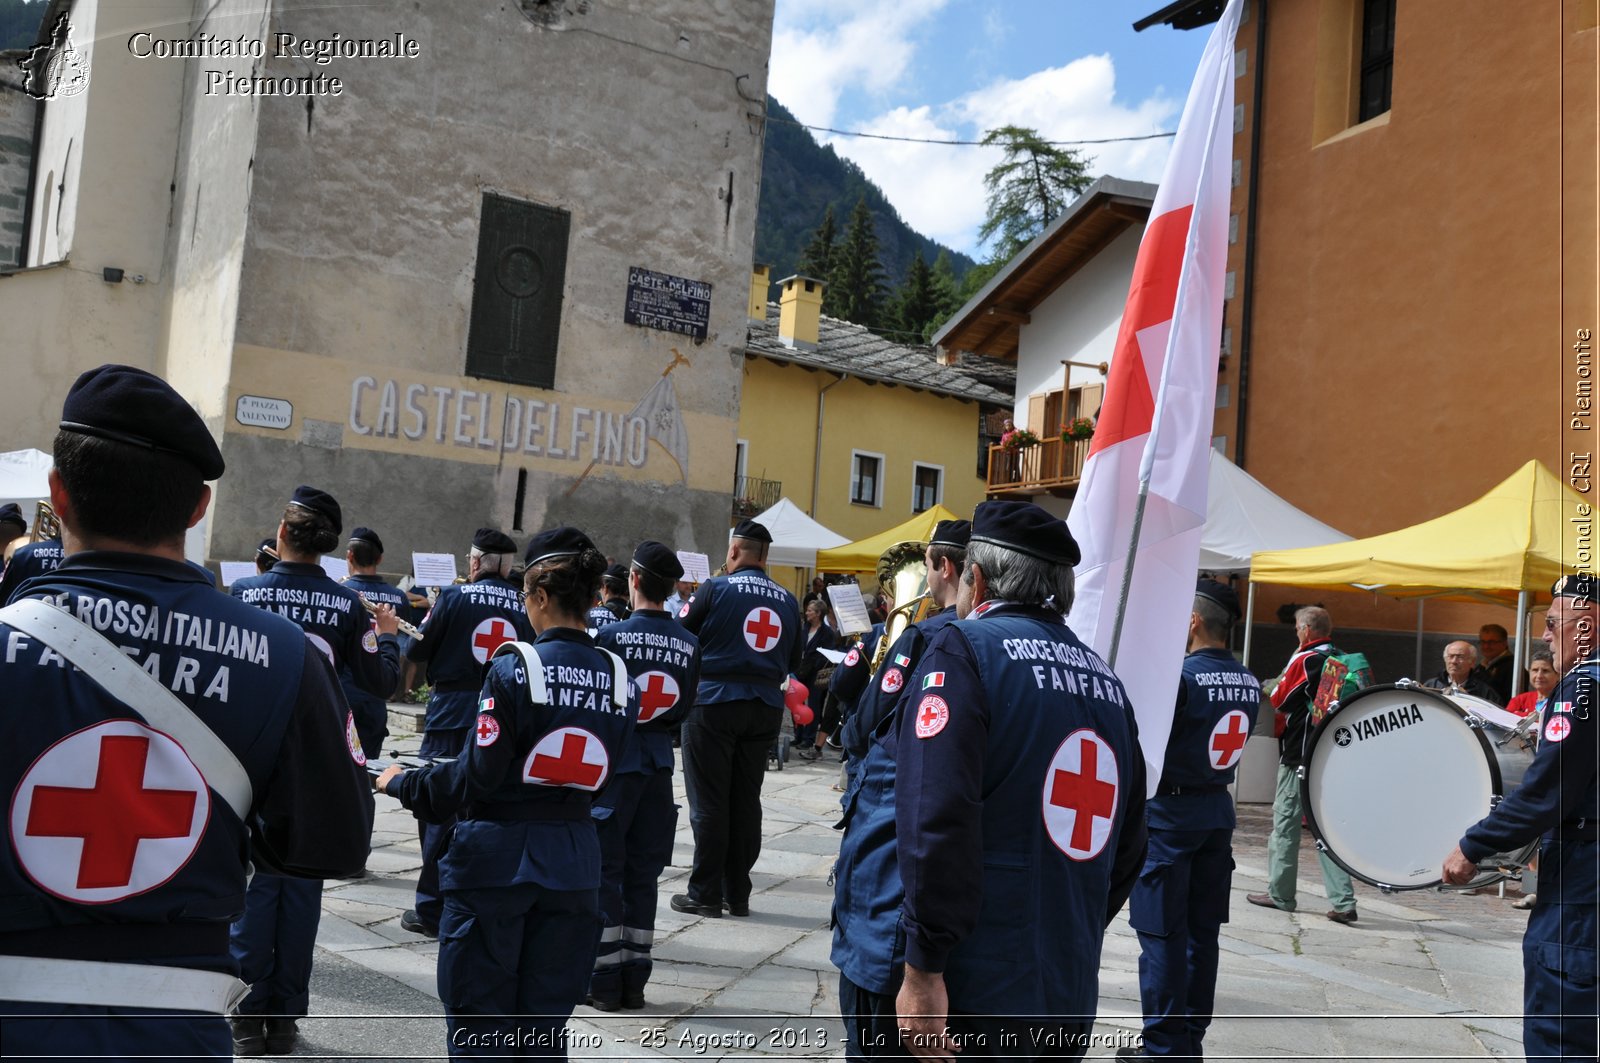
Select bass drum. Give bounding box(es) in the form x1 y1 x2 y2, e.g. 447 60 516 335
1301 682 1537 891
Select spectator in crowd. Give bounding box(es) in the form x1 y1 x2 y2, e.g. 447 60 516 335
1506 649 1558 718
1424 640 1504 705
793 599 836 757
1474 623 1519 703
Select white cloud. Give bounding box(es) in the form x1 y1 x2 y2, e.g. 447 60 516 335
825 56 1181 257
768 0 952 129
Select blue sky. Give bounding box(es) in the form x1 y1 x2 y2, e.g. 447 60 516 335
768 0 1211 258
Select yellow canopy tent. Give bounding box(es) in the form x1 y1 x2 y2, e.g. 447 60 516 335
815 504 963 574
1245 460 1590 686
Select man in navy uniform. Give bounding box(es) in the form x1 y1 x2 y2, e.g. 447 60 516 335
1445 574 1599 1062
0 501 26 548
253 536 278 576
893 500 1146 1060
402 527 534 937
341 526 411 758
1122 579 1260 1061
587 563 631 632
228 486 400 1054
0 365 373 1060
0 506 65 605
587 541 701 1011
839 521 969 760
832 519 968 1059
674 519 802 917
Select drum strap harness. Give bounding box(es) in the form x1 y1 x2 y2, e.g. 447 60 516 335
0 598 252 1014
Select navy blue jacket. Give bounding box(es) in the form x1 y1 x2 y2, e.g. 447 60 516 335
0 539 65 605
406 576 536 731
586 599 629 634
842 607 958 758
595 608 700 775
340 572 411 728
895 602 1146 1015
829 622 884 712
232 561 399 703
1 552 372 956
1461 656 1599 864
1148 647 1261 832
388 627 638 892
680 566 802 708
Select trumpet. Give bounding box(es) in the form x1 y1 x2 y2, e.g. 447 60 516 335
360 593 425 641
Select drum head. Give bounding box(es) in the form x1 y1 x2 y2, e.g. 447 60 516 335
1303 685 1500 890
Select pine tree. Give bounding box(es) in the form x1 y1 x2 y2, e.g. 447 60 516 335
977 125 1093 264
826 197 887 327
929 250 964 326
795 205 837 282
894 251 940 342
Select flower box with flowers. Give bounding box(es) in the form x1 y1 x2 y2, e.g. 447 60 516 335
998 428 1041 452
1061 417 1095 443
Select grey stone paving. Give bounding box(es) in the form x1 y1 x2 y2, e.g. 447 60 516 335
266 721 1534 1060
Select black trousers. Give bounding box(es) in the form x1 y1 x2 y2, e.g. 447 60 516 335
680 699 782 906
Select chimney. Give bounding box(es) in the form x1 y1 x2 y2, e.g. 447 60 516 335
777 274 823 350
748 263 771 324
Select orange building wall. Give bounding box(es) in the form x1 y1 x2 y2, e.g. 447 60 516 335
1233 1 1596 636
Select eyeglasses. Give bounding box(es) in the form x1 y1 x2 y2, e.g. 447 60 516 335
1545 615 1591 631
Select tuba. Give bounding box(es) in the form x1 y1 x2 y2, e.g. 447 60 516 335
868 540 934 674
30 501 60 543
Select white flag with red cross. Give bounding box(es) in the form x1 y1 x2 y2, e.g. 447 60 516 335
1066 0 1241 798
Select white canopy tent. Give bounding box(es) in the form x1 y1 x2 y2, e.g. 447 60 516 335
1200 449 1351 573
736 497 850 569
0 449 51 508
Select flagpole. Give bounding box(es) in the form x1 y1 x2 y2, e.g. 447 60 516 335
565 349 692 497
1103 7 1235 670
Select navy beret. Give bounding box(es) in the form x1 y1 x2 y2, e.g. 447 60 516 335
602 562 630 585
287 485 342 536
525 525 595 566
1195 577 1241 619
1552 573 1598 604
0 503 24 531
732 519 773 544
472 528 517 554
632 540 683 581
256 536 278 559
970 500 1080 566
349 527 383 554
930 519 971 549
60 364 225 480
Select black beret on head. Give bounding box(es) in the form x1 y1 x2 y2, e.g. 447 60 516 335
732 519 773 544
632 540 683 581
256 536 277 557
349 527 384 554
525 525 595 565
930 519 972 549
0 503 24 532
472 528 517 554
1195 577 1241 619
60 364 225 480
287 485 342 536
602 563 630 585
970 500 1080 566
1552 573 1598 604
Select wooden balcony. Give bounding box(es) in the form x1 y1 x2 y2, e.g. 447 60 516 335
986 438 1090 497
732 475 783 519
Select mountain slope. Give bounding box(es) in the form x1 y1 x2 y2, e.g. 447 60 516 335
755 97 976 298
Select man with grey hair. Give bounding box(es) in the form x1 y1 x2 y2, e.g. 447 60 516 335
892 501 1145 1060
400 527 534 937
1423 639 1503 704
1247 605 1358 922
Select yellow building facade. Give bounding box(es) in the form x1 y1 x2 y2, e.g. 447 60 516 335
736 274 1008 585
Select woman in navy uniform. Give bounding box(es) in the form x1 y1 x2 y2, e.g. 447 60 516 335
1124 579 1260 1060
587 541 701 1011
378 526 639 1059
228 485 400 1055
403 527 535 937
893 501 1146 1060
1444 574 1599 1062
0 366 373 1062
586 563 631 632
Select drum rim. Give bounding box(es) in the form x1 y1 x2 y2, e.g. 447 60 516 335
1300 682 1509 892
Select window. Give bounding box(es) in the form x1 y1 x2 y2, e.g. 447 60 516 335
465 192 570 389
850 451 884 507
912 464 943 513
735 439 748 484
1357 0 1395 122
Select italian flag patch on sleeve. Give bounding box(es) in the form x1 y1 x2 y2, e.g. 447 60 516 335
922 671 945 689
